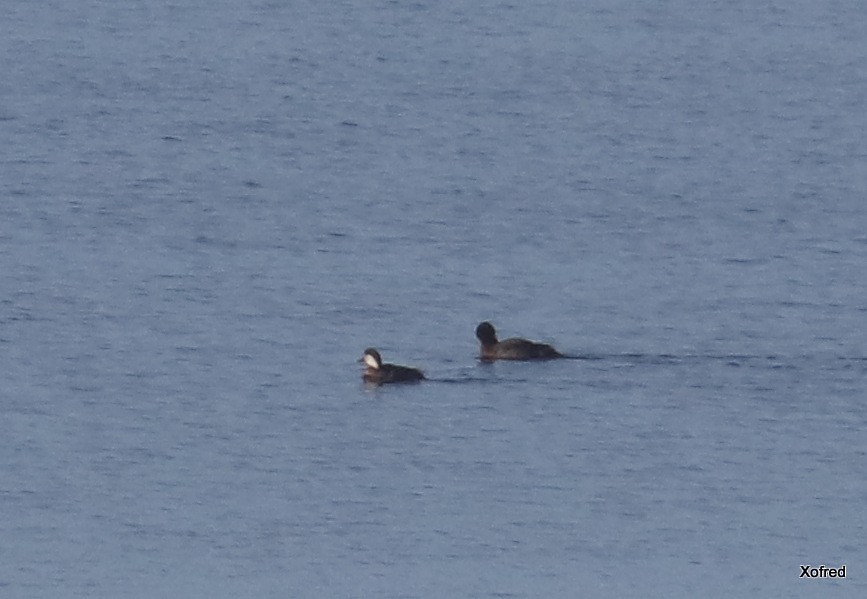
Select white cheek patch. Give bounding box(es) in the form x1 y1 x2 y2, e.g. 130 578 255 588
363 353 380 369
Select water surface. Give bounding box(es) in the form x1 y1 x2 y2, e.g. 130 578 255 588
2 1 866 597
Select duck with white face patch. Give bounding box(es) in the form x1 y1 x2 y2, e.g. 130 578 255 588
360 348 425 384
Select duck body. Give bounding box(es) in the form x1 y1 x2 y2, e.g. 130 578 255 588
475 321 563 361
361 348 425 384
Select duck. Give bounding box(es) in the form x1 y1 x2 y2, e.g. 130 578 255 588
360 348 425 384
475 321 563 361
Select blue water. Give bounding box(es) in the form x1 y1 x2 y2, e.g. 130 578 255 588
2 1 866 597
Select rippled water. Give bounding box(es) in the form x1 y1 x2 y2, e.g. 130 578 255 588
2 1 866 597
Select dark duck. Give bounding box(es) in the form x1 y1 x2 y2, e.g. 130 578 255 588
475 321 563 361
360 348 425 384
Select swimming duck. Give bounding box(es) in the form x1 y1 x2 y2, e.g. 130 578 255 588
360 348 425 384
475 321 563 361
